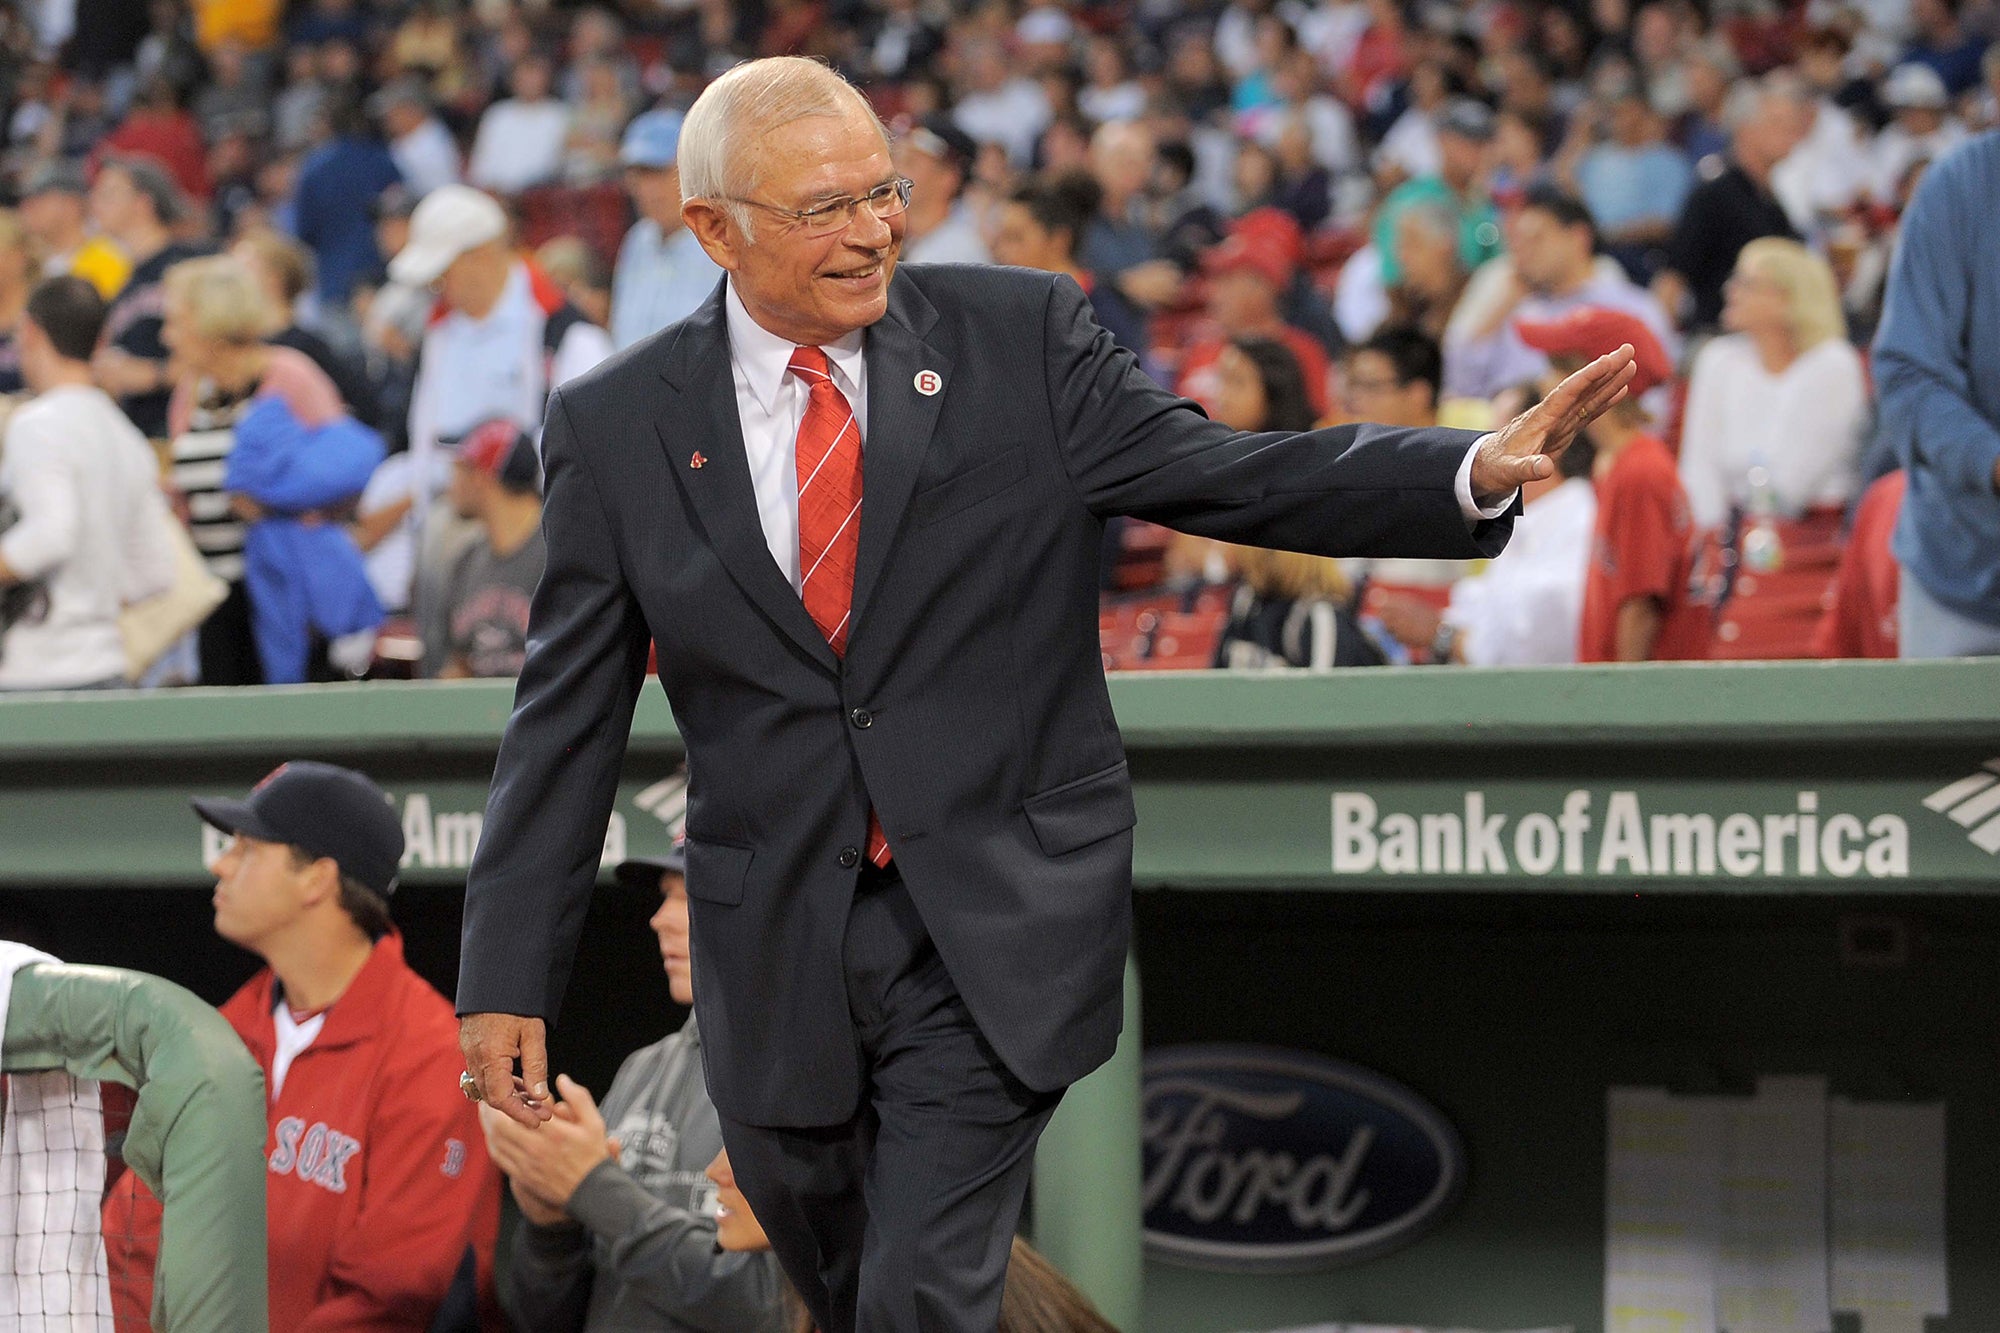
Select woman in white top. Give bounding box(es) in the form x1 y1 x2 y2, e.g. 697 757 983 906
1678 237 1867 530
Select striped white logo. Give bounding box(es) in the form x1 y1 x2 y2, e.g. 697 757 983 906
1922 760 2000 854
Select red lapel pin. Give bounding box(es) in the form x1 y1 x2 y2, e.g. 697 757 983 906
689 452 707 469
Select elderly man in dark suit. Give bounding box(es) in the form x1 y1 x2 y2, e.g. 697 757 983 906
458 56 1635 1333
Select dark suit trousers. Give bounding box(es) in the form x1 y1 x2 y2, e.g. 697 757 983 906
720 866 1063 1333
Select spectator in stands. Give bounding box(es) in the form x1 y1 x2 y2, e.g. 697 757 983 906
1777 33 1873 240
107 761 502 1329
561 8 640 105
1679 239 1865 531
1875 131 2000 657
1080 121 1171 306
233 228 382 428
370 78 462 199
0 277 176 691
895 116 991 266
1903 0 1988 97
288 0 370 51
1565 83 1693 280
1391 449 1598 666
1374 372 1600 667
18 162 128 300
0 214 35 398
1676 37 1739 164
1520 307 1707 662
90 156 207 441
1871 64 1967 204
1444 186 1674 403
433 419 543 679
1218 545 1385 669
1265 47 1360 179
1384 200 1470 347
95 76 210 203
564 57 636 186
481 839 792 1331
611 109 721 352
468 50 571 195
272 43 329 152
1203 336 1381 668
193 37 269 143
164 255 383 683
1377 60 1454 184
1179 231 1331 418
293 93 404 315
1373 98 1502 291
1341 325 1441 431
704 1147 1117 1333
991 171 1149 361
862 0 944 84
389 185 610 666
951 36 1052 166
538 237 613 331
1656 76 1806 331
1212 335 1318 435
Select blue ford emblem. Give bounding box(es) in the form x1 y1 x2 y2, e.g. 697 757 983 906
1142 1044 1465 1272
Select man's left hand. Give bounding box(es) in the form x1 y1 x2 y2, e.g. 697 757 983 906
477 1074 620 1210
1470 345 1637 498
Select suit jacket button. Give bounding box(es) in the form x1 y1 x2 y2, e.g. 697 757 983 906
838 846 861 869
849 707 873 729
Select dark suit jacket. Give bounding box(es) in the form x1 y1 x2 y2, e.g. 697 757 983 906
459 265 1513 1128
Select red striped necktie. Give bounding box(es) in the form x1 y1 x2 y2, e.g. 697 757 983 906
788 345 891 869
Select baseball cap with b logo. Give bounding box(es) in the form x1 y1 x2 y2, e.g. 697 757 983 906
192 762 405 897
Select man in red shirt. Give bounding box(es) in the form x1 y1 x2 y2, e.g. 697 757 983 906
1517 307 1710 662
1176 233 1332 419
107 762 501 1331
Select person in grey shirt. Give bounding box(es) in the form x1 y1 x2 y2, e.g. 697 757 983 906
479 841 791 1332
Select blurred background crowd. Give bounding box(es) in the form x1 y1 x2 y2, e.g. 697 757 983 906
0 0 1992 689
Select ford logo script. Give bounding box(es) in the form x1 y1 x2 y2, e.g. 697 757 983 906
1142 1044 1465 1272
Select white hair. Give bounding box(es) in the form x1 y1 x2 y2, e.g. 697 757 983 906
678 57 887 236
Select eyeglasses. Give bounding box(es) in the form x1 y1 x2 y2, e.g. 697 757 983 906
728 177 914 238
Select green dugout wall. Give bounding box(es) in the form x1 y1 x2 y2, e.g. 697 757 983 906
2 660 1998 1332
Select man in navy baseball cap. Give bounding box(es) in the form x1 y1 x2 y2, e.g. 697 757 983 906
193 760 405 902
163 761 504 1327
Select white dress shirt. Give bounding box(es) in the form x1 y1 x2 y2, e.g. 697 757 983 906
725 283 868 592
722 280 1507 594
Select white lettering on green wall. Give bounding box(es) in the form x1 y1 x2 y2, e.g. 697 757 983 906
1333 790 1910 880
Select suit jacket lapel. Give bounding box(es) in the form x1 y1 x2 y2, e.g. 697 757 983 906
658 285 840 675
853 273 951 636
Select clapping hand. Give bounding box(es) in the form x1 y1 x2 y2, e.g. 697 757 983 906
1468 345 1637 500
479 1075 621 1225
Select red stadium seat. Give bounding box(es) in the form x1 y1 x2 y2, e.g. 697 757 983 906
1134 608 1229 670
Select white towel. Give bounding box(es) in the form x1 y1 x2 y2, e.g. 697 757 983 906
0 942 113 1331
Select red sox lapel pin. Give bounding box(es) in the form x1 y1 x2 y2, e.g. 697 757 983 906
913 369 942 396
689 452 707 469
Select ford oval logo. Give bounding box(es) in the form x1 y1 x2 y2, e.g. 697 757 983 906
1142 1044 1465 1272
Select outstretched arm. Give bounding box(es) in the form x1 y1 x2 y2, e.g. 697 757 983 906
458 386 652 1126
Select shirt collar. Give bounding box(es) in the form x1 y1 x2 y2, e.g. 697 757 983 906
724 279 865 415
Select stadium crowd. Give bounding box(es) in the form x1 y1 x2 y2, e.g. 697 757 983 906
0 0 1995 691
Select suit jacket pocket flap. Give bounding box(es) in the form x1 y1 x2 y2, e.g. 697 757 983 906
1023 761 1137 856
684 836 753 905
910 447 1029 527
